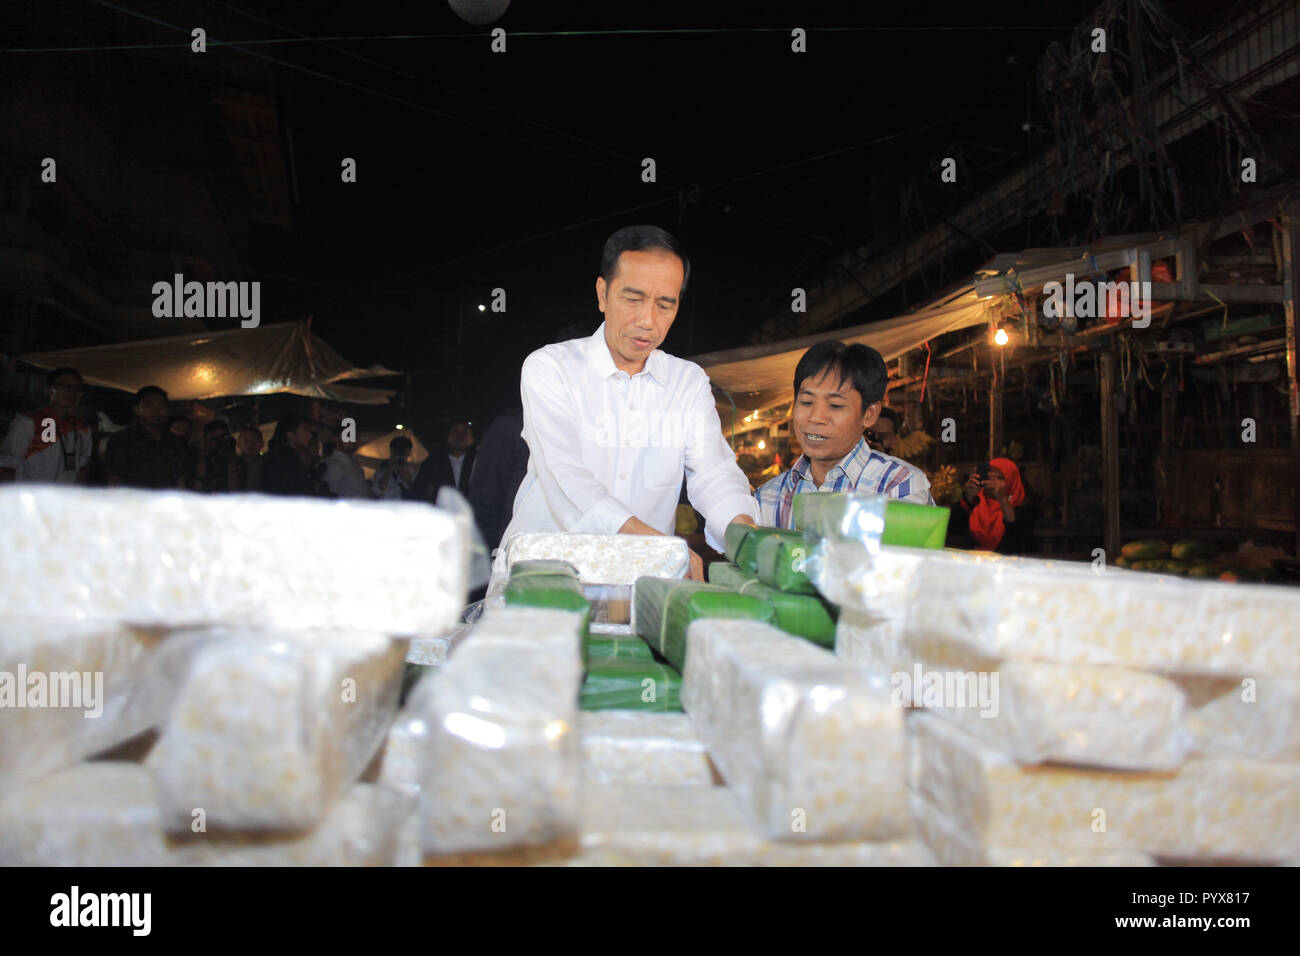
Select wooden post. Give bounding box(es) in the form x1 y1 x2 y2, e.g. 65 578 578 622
1100 348 1122 558
1158 373 1177 525
988 369 1004 460
1281 202 1300 557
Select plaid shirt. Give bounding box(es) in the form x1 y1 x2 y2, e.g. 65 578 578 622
754 438 933 528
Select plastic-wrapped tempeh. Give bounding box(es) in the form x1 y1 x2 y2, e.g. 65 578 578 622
682 618 910 842
580 656 683 712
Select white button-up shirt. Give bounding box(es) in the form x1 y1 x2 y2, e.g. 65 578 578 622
502 324 758 553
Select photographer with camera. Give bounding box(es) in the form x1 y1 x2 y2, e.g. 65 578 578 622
194 419 242 493
949 456 1035 555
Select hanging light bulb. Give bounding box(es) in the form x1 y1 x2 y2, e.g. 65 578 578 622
994 327 1010 346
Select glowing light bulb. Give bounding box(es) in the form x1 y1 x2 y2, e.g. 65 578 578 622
994 328 1010 346
758 440 766 450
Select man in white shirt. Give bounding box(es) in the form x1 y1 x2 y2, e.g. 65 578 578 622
0 367 93 484
320 426 372 499
502 225 758 579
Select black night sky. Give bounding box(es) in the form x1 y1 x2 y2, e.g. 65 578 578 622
2 0 1238 434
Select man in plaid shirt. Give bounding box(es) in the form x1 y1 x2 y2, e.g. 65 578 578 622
755 341 932 528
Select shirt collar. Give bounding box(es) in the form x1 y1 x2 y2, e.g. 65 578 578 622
586 322 668 387
790 437 872 486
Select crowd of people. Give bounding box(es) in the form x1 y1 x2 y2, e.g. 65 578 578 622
0 367 489 513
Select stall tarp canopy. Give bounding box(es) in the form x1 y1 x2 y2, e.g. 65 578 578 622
19 321 401 404
691 289 991 418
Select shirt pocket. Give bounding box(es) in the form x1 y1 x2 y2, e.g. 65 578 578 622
640 443 685 490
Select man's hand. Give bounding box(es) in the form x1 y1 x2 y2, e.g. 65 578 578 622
686 547 704 581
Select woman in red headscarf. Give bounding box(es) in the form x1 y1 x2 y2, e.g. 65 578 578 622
950 457 1034 554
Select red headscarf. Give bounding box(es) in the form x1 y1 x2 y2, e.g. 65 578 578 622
967 457 1025 551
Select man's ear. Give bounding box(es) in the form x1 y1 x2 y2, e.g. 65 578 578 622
861 400 882 430
595 276 607 313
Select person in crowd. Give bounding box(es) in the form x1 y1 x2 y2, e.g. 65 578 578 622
413 419 477 501
867 406 902 455
104 386 188 489
237 425 265 491
466 408 528 549
501 225 758 580
194 419 241 492
319 424 372 498
261 415 318 496
0 367 93 484
373 435 417 500
168 413 198 486
948 457 1035 555
755 341 933 528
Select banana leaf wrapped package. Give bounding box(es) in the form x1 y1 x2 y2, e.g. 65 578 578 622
634 577 775 670
724 525 804 574
585 634 655 661
580 657 683 712
708 562 836 646
793 492 950 550
755 531 818 595
504 560 592 661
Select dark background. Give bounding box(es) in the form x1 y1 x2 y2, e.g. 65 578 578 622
0 0 1251 437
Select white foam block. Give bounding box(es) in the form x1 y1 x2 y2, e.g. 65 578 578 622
899 632 1190 770
1180 675 1300 762
410 606 583 857
682 618 910 842
569 786 934 866
149 629 406 833
907 557 1300 677
503 532 688 585
0 762 408 866
908 711 1300 864
579 711 716 788
0 486 469 636
0 617 168 793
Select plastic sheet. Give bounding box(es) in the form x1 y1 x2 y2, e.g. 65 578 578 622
0 617 161 794
908 556 1300 677
708 562 836 646
148 628 406 833
633 577 774 671
0 486 470 636
502 532 689 584
907 711 1300 863
504 561 591 661
681 618 910 842
578 712 714 787
793 492 950 549
569 786 934 866
1180 676 1300 761
408 606 583 857
834 610 907 692
900 631 1191 769
580 657 683 712
0 763 409 865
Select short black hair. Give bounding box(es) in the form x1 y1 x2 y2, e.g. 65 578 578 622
269 414 311 448
203 419 229 437
389 436 413 454
600 225 691 296
135 385 168 404
793 341 888 412
46 367 82 387
876 406 903 429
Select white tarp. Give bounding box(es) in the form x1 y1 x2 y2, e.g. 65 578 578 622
691 289 991 419
19 322 400 405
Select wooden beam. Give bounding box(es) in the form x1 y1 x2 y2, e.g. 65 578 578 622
1100 349 1122 559
988 372 1004 460
1149 282 1285 304
1282 200 1300 556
